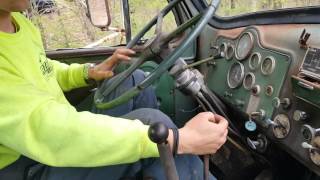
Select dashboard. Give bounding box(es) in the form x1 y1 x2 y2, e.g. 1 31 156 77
199 25 320 176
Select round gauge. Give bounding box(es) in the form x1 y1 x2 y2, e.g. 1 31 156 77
227 62 245 89
249 52 262 70
225 44 235 60
236 32 254 60
301 124 315 143
272 114 291 139
261 56 276 75
243 73 256 90
219 43 227 58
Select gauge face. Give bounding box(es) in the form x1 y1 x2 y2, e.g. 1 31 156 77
225 44 235 60
249 52 261 70
236 32 254 60
273 114 290 139
310 136 320 166
261 56 276 75
243 73 255 90
227 62 245 89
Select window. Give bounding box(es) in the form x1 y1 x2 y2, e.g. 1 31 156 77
206 0 320 17
28 0 176 50
129 0 177 40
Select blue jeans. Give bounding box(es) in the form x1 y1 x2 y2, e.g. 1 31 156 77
1 70 215 180
39 70 215 180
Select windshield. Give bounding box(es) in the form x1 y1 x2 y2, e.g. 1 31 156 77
206 0 320 17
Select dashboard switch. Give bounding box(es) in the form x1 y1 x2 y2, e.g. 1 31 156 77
272 97 291 109
247 134 268 152
250 109 266 121
281 98 291 109
293 110 308 121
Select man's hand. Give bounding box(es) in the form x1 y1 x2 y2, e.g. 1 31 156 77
88 48 136 81
177 112 228 155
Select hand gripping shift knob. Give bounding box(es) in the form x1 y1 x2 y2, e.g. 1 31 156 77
147 122 179 180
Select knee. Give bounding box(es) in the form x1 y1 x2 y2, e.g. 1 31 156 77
139 108 176 129
132 69 147 84
123 108 176 129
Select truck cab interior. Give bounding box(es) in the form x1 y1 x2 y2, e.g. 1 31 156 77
40 0 320 179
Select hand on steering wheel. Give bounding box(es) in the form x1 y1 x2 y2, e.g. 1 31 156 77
94 0 221 109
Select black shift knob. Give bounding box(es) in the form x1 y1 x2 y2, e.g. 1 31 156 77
148 122 169 144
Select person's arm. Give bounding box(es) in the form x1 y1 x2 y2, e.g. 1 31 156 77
50 48 136 92
50 60 88 92
0 68 158 167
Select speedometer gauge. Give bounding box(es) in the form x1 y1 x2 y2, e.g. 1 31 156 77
236 32 254 60
227 62 245 89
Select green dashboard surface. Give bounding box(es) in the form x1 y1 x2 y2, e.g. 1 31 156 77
207 29 291 125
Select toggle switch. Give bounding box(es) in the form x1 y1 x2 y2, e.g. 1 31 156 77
246 134 268 152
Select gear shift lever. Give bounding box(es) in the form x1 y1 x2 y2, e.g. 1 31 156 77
148 122 179 180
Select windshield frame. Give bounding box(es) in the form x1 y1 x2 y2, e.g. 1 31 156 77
192 0 320 29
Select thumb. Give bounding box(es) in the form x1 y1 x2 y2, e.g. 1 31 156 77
102 71 114 78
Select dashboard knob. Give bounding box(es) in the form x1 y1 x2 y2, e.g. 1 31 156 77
246 134 268 152
247 137 260 150
272 98 291 109
250 109 266 121
266 119 279 127
293 110 308 121
281 98 291 109
301 142 319 151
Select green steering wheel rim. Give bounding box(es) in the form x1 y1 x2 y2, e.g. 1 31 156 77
94 0 221 109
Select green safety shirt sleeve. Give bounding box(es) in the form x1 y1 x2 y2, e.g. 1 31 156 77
50 60 88 92
0 68 159 167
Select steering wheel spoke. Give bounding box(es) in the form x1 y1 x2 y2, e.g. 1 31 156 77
94 0 221 109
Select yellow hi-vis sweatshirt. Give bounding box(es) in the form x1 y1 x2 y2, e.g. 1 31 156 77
0 12 158 169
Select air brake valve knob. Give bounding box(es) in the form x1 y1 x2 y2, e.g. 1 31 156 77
301 142 319 151
281 98 291 109
293 110 308 121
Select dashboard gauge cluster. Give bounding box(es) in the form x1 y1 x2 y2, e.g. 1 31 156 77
208 28 291 133
220 32 278 91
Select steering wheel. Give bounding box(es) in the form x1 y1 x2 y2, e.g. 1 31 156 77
94 0 220 109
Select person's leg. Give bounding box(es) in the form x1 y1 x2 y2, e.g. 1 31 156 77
91 69 158 117
38 108 215 180
39 162 141 180
122 108 216 180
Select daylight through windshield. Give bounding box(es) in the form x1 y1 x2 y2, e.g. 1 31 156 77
206 0 320 17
